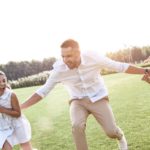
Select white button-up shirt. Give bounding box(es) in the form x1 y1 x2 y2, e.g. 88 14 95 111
36 51 129 102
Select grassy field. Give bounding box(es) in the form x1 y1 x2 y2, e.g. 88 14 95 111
13 73 150 150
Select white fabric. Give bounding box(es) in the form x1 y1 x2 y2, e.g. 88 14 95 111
0 128 13 148
0 88 31 148
0 113 12 130
36 51 129 102
7 115 31 147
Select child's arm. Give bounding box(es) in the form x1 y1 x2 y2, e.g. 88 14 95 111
0 93 21 117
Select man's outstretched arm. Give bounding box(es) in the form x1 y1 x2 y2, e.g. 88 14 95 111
125 65 150 84
20 70 59 110
21 93 42 109
125 65 149 74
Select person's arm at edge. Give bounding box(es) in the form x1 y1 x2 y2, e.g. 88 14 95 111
21 93 42 110
125 65 146 74
125 65 150 83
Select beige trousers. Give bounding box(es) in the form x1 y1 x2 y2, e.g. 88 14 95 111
69 97 123 150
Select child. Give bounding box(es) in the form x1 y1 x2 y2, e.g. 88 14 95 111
0 71 32 150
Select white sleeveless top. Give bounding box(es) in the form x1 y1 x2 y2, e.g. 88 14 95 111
0 88 14 130
0 88 31 148
0 88 22 130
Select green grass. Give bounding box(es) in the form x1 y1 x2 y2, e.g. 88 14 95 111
13 73 150 150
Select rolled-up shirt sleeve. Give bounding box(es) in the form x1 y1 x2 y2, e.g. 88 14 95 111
98 55 129 72
36 70 59 98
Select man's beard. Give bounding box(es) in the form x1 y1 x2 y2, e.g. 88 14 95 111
66 62 77 69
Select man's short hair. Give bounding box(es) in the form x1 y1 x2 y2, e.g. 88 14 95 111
60 39 79 49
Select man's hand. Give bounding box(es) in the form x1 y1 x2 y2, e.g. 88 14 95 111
142 73 150 84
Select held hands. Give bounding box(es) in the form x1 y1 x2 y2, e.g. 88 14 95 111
142 69 150 84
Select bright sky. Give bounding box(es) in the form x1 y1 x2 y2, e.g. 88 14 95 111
0 0 150 64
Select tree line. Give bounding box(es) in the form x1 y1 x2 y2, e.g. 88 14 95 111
9 71 50 89
106 46 150 63
0 57 56 80
1 45 150 82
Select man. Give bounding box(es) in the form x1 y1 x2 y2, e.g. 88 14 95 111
21 39 149 150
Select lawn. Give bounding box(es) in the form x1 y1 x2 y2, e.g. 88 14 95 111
14 73 150 150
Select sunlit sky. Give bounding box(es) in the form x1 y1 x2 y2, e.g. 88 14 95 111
0 0 150 64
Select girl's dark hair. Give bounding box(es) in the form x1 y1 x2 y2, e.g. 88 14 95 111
0 71 11 89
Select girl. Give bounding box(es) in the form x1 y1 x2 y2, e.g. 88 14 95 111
0 71 32 150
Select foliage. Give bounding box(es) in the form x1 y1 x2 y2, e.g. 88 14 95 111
139 62 150 68
106 46 150 63
100 68 117 75
0 57 56 80
9 71 49 89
